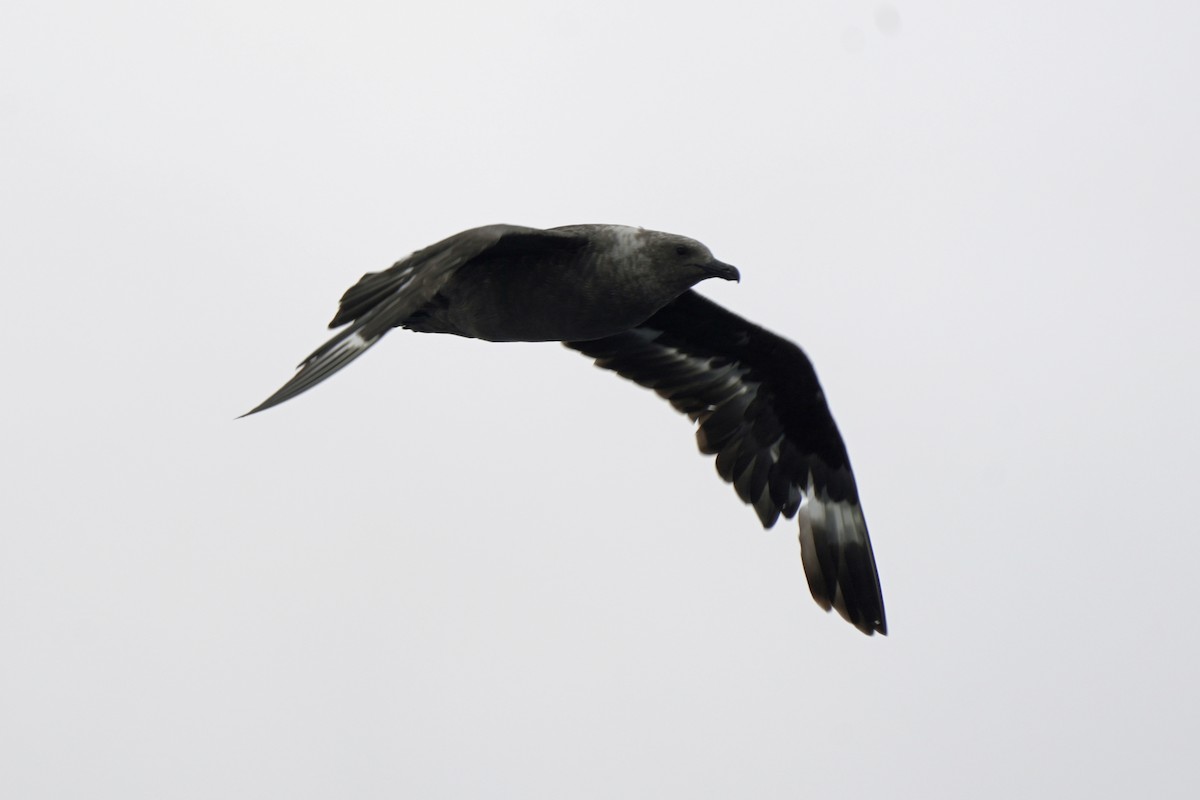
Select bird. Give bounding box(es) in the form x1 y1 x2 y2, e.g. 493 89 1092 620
245 224 886 635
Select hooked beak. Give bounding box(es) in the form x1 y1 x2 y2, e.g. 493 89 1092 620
705 259 740 282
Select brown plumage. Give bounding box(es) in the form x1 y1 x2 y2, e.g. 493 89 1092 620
245 224 885 634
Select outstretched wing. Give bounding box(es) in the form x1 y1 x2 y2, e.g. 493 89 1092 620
243 225 586 416
565 290 886 635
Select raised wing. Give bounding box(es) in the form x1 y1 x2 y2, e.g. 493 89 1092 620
243 225 586 416
565 290 886 635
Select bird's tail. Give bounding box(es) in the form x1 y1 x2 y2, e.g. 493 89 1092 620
329 261 416 328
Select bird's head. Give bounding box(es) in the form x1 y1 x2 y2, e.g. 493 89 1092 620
653 233 741 285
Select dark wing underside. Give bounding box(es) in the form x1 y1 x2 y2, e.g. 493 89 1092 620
243 225 587 416
565 290 886 635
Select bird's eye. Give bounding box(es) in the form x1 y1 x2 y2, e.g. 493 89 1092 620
675 245 690 256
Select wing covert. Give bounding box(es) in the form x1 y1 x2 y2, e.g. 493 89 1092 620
566 290 886 635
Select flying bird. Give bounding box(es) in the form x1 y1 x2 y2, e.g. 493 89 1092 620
245 224 886 635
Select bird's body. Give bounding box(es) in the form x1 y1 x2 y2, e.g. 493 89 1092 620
399 225 723 342
246 224 887 635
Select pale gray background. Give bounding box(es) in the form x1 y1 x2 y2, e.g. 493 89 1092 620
3 1 1197 798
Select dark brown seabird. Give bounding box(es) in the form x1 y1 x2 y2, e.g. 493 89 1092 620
245 224 886 635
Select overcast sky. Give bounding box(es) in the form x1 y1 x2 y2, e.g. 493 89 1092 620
3 2 1198 798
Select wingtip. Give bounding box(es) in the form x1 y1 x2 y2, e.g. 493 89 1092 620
798 488 887 637
850 611 888 636
237 396 278 419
